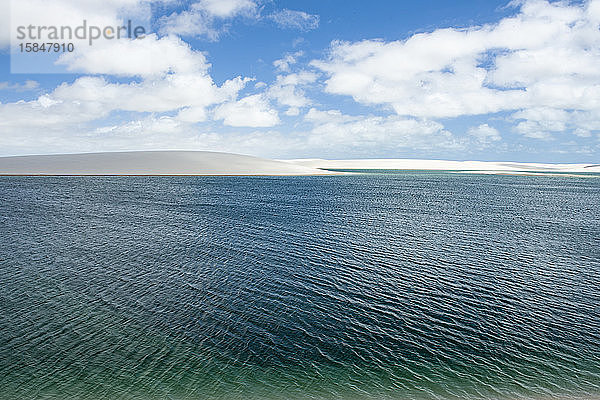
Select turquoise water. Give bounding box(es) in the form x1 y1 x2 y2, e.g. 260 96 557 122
1 174 599 399
326 169 600 176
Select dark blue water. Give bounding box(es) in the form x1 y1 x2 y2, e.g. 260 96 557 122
1 174 599 399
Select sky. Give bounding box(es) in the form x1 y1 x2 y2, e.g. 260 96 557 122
0 0 599 162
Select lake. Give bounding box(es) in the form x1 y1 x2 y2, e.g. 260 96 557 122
1 173 599 399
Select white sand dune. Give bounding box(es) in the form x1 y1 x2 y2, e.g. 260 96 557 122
282 158 600 174
1 152 597 176
0 151 338 176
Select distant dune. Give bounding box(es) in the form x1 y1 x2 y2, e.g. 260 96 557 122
0 151 337 176
1 152 598 176
282 159 600 174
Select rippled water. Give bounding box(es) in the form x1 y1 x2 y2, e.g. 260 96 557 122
1 173 599 400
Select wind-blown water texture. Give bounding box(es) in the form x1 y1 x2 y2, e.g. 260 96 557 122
0 173 599 400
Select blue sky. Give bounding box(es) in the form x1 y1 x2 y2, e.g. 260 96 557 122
0 0 599 162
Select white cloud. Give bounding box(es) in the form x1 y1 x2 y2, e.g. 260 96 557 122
95 116 184 137
467 124 501 143
0 80 39 91
50 74 235 113
0 0 289 154
176 107 208 123
0 0 258 140
573 128 592 138
2 0 599 158
513 121 553 139
159 0 257 39
57 34 208 77
511 107 600 139
0 65 250 135
0 114 207 156
285 107 301 116
81 108 461 158
267 71 318 113
269 9 319 31
0 92 106 130
6 119 297 158
159 10 216 39
196 0 256 18
303 108 461 153
312 0 600 138
273 51 304 72
213 94 280 127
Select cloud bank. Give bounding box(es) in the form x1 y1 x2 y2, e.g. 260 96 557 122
0 0 599 159
312 0 600 141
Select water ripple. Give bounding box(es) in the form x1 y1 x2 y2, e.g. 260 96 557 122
0 174 599 400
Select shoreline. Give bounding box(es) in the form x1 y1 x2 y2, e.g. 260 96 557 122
282 158 600 174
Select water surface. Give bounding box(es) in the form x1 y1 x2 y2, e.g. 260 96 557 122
1 174 599 399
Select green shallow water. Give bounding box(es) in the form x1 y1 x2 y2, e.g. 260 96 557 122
0 174 599 399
